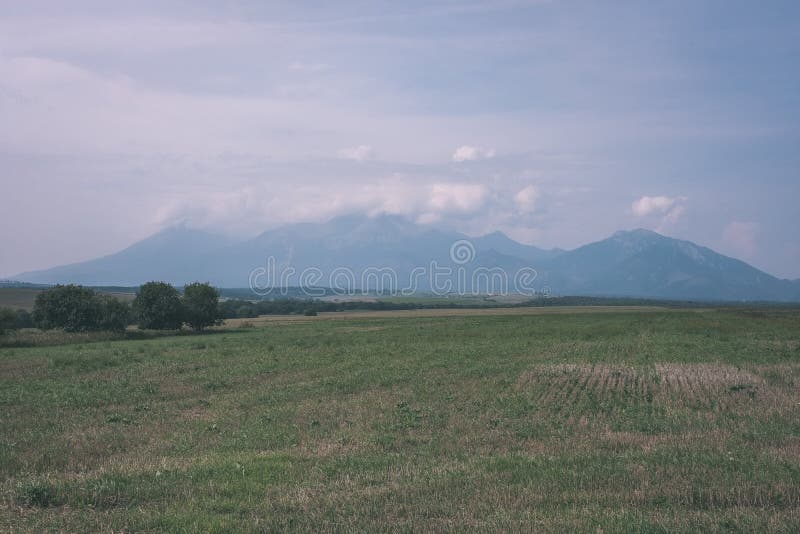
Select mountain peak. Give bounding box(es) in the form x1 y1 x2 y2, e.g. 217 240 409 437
612 228 663 239
329 212 416 230
480 230 512 241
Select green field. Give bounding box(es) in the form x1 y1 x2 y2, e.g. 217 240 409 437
1 308 799 531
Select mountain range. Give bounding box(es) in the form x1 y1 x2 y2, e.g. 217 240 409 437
13 214 800 301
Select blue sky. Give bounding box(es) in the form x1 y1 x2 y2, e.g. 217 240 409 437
1 0 799 278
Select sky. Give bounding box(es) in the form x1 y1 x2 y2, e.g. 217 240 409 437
1 0 799 279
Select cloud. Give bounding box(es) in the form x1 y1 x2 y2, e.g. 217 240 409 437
337 145 374 162
631 195 678 216
631 195 687 232
289 61 333 72
428 183 488 213
452 145 496 162
155 180 490 234
722 221 758 258
0 54 537 163
0 16 261 55
513 185 540 212
0 55 343 157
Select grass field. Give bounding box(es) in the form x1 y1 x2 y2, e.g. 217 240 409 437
1 307 799 531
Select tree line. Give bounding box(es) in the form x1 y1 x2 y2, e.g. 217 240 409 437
0 282 222 335
218 298 483 318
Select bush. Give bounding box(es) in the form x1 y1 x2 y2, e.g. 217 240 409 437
303 309 318 316
134 282 184 330
183 282 221 332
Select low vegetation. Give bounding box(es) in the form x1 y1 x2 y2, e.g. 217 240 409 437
1 307 798 531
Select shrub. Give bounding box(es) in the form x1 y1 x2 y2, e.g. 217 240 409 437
303 309 318 316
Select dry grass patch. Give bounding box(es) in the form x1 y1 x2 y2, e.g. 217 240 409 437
335 326 388 333
0 357 49 380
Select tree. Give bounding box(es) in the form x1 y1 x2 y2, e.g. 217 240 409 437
99 297 131 333
0 308 17 335
14 309 34 329
134 282 184 330
33 285 103 332
182 282 221 332
30 286 131 332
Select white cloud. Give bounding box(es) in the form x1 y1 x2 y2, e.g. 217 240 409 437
428 183 488 213
452 145 496 162
722 221 758 258
513 185 540 212
155 180 490 234
631 195 687 233
631 195 678 216
337 145 374 162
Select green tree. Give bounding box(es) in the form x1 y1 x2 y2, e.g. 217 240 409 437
33 285 103 332
99 297 131 333
134 282 184 330
0 308 17 334
182 282 221 332
14 309 34 329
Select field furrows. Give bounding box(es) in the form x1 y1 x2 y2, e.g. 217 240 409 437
517 363 797 413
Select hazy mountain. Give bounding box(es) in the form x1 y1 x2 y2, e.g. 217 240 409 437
14 215 800 301
15 225 237 286
471 231 564 263
537 229 797 301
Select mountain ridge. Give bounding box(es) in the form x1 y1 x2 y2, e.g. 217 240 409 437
13 215 800 301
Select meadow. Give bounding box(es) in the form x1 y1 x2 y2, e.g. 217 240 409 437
1 307 799 531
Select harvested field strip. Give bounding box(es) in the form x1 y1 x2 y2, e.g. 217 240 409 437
517 363 798 412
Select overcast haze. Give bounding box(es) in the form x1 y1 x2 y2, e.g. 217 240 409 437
1 1 799 279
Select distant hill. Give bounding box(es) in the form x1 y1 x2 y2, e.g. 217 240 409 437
14 215 800 302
